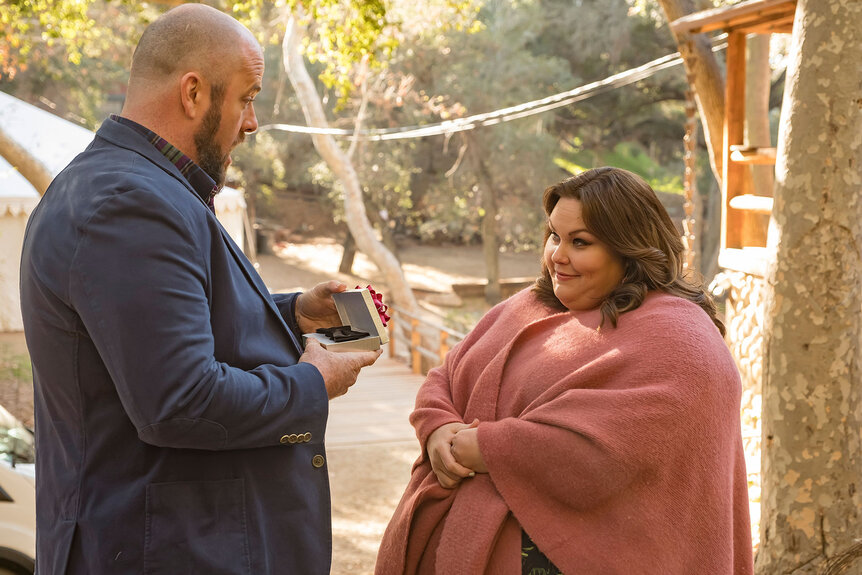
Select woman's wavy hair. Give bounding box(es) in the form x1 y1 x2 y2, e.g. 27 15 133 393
533 167 725 335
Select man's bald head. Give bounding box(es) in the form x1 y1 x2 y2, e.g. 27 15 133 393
129 3 256 91
121 4 264 183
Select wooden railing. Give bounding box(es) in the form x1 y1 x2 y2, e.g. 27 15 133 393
387 305 466 375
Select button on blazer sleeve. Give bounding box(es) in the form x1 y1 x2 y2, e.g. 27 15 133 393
69 188 328 451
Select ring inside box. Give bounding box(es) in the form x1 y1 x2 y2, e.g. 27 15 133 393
302 288 390 352
316 326 370 342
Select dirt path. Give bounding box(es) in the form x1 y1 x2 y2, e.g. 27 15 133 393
328 441 420 574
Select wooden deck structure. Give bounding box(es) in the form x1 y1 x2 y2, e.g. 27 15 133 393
671 0 797 278
671 2 800 546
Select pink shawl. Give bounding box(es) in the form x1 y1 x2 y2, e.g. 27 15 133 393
376 289 753 574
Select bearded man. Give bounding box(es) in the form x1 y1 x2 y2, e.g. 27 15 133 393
20 5 379 573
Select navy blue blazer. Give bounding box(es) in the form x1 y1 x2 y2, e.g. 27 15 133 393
20 118 332 574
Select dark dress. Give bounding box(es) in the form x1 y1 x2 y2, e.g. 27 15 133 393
522 530 563 575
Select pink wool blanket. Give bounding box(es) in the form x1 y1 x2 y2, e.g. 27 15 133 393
376 289 753 574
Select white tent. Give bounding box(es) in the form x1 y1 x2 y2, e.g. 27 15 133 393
0 91 95 331
213 187 248 254
0 91 249 331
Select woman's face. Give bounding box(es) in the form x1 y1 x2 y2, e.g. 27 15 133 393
543 197 625 312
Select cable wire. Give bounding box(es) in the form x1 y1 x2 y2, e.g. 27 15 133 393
257 36 727 142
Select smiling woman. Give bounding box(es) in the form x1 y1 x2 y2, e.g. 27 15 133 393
543 197 625 312
533 166 725 334
376 167 751 575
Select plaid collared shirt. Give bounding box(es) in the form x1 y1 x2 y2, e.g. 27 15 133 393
111 115 218 212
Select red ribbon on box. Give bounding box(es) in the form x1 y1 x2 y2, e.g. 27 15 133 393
357 285 390 326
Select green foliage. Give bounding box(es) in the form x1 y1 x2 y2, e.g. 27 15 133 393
554 156 589 175
223 0 692 251
225 0 491 244
0 0 146 80
529 0 687 170
0 0 723 254
1 0 94 77
303 0 394 102
383 0 570 250
558 140 684 195
230 0 479 106
1 1 150 127
0 344 33 431
317 140 423 235
442 301 489 334
232 0 393 104
0 346 31 385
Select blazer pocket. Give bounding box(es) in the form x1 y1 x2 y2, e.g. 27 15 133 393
144 478 251 575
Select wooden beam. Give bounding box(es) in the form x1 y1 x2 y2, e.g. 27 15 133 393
670 0 796 35
721 9 797 34
743 23 795 35
738 13 796 34
722 32 748 250
730 146 777 164
729 194 774 214
718 247 769 278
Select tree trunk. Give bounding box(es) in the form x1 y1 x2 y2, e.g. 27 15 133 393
480 187 501 305
745 34 774 197
698 176 721 282
244 152 259 261
0 123 53 195
338 231 357 275
657 0 726 185
282 14 418 312
463 132 501 305
757 2 862 573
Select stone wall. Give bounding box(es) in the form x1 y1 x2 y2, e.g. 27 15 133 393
714 269 766 546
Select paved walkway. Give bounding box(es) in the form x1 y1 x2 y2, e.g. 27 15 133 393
325 355 427 574
327 356 425 446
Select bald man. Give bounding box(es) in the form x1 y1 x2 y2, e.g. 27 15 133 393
20 5 379 573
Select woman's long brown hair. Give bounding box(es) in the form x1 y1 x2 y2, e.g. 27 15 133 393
533 167 725 335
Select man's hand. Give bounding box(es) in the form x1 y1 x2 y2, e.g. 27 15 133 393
450 421 487 473
299 339 381 399
295 281 347 334
427 420 479 489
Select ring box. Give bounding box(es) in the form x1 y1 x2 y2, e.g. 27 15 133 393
302 288 390 352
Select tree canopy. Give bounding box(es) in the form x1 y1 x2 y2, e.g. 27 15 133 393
1 0 755 251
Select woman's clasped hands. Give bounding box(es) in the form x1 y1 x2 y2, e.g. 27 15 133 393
427 419 487 488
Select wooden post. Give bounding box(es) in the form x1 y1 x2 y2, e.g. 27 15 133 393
722 31 748 250
410 319 421 375
438 332 449 363
682 71 698 271
387 310 395 358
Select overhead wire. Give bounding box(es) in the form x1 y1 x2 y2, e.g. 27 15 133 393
257 34 727 142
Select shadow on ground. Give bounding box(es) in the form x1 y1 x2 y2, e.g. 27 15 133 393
328 441 420 574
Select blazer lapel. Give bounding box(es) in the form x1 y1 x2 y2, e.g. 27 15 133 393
96 119 304 356
216 224 305 355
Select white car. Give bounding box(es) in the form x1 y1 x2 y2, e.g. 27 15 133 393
0 405 35 575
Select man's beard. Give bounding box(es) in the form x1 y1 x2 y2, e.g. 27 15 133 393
194 83 229 188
